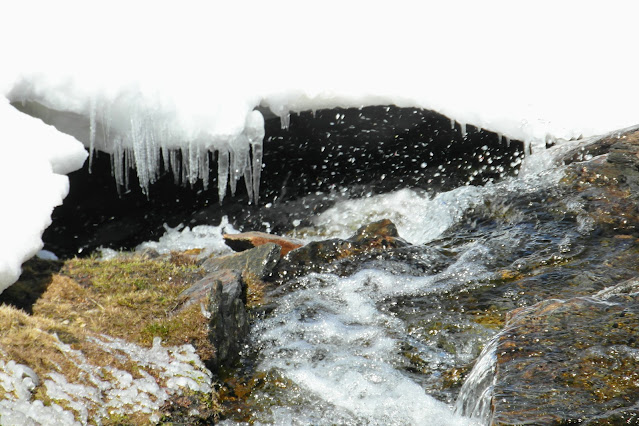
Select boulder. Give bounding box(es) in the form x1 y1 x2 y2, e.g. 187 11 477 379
175 269 241 313
223 232 303 257
274 219 408 280
192 244 281 369
201 243 281 279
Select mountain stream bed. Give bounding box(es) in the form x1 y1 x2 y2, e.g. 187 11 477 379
14 107 639 424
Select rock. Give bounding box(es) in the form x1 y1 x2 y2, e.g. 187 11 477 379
193 244 281 369
223 232 303 257
175 269 242 313
482 278 639 424
274 219 409 280
208 276 250 369
201 243 281 279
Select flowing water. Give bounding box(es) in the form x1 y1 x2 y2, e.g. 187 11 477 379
38 107 621 424
217 144 588 424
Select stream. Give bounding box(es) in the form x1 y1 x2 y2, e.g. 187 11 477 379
42 107 639 424
216 145 582 424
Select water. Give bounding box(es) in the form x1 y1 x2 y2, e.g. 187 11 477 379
217 144 585 424
34 105 622 423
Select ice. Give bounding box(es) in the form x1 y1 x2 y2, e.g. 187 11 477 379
135 216 239 257
0 360 81 426
12 334 215 423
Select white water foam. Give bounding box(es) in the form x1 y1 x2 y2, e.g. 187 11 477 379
309 160 566 245
249 253 500 425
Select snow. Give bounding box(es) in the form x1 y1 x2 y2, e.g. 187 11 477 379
1 1 639 293
0 99 87 293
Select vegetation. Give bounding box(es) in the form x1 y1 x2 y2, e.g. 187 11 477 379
0 253 221 424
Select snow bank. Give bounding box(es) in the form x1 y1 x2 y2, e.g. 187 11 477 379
0 99 87 293
1 1 639 290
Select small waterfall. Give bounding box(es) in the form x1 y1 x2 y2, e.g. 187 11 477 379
454 334 500 425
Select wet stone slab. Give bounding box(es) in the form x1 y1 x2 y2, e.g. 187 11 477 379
490 278 639 424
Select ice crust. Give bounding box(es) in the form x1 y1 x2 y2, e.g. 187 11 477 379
0 336 212 425
135 216 239 257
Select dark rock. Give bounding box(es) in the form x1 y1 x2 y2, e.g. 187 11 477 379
208 276 250 369
484 278 639 424
273 219 409 280
223 232 303 257
201 243 281 279
176 245 282 370
175 269 241 313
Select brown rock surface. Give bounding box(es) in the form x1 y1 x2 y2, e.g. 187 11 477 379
487 279 639 424
223 232 303 257
273 218 409 280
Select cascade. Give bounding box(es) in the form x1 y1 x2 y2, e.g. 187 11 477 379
454 327 499 423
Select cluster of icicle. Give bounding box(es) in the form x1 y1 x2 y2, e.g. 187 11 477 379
89 102 265 203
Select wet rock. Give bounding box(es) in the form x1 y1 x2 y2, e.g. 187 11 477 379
175 269 242 313
273 219 409 280
195 245 283 369
223 232 303 257
487 278 639 424
201 243 281 279
209 276 250 369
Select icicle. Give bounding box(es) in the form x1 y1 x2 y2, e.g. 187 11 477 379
88 97 96 172
124 148 132 189
245 111 265 204
188 141 199 186
217 148 229 202
111 136 124 189
170 150 181 185
146 117 161 186
460 122 467 137
496 133 502 144
243 152 253 203
130 110 150 195
200 149 210 190
450 118 455 130
228 138 241 196
228 135 251 200
250 141 263 204
504 136 510 147
161 146 171 176
280 113 290 130
181 146 190 185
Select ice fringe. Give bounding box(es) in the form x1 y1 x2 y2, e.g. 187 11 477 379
105 106 266 203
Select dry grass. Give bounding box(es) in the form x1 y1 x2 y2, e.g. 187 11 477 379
0 253 220 424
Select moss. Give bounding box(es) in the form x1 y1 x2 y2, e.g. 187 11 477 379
41 255 206 348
